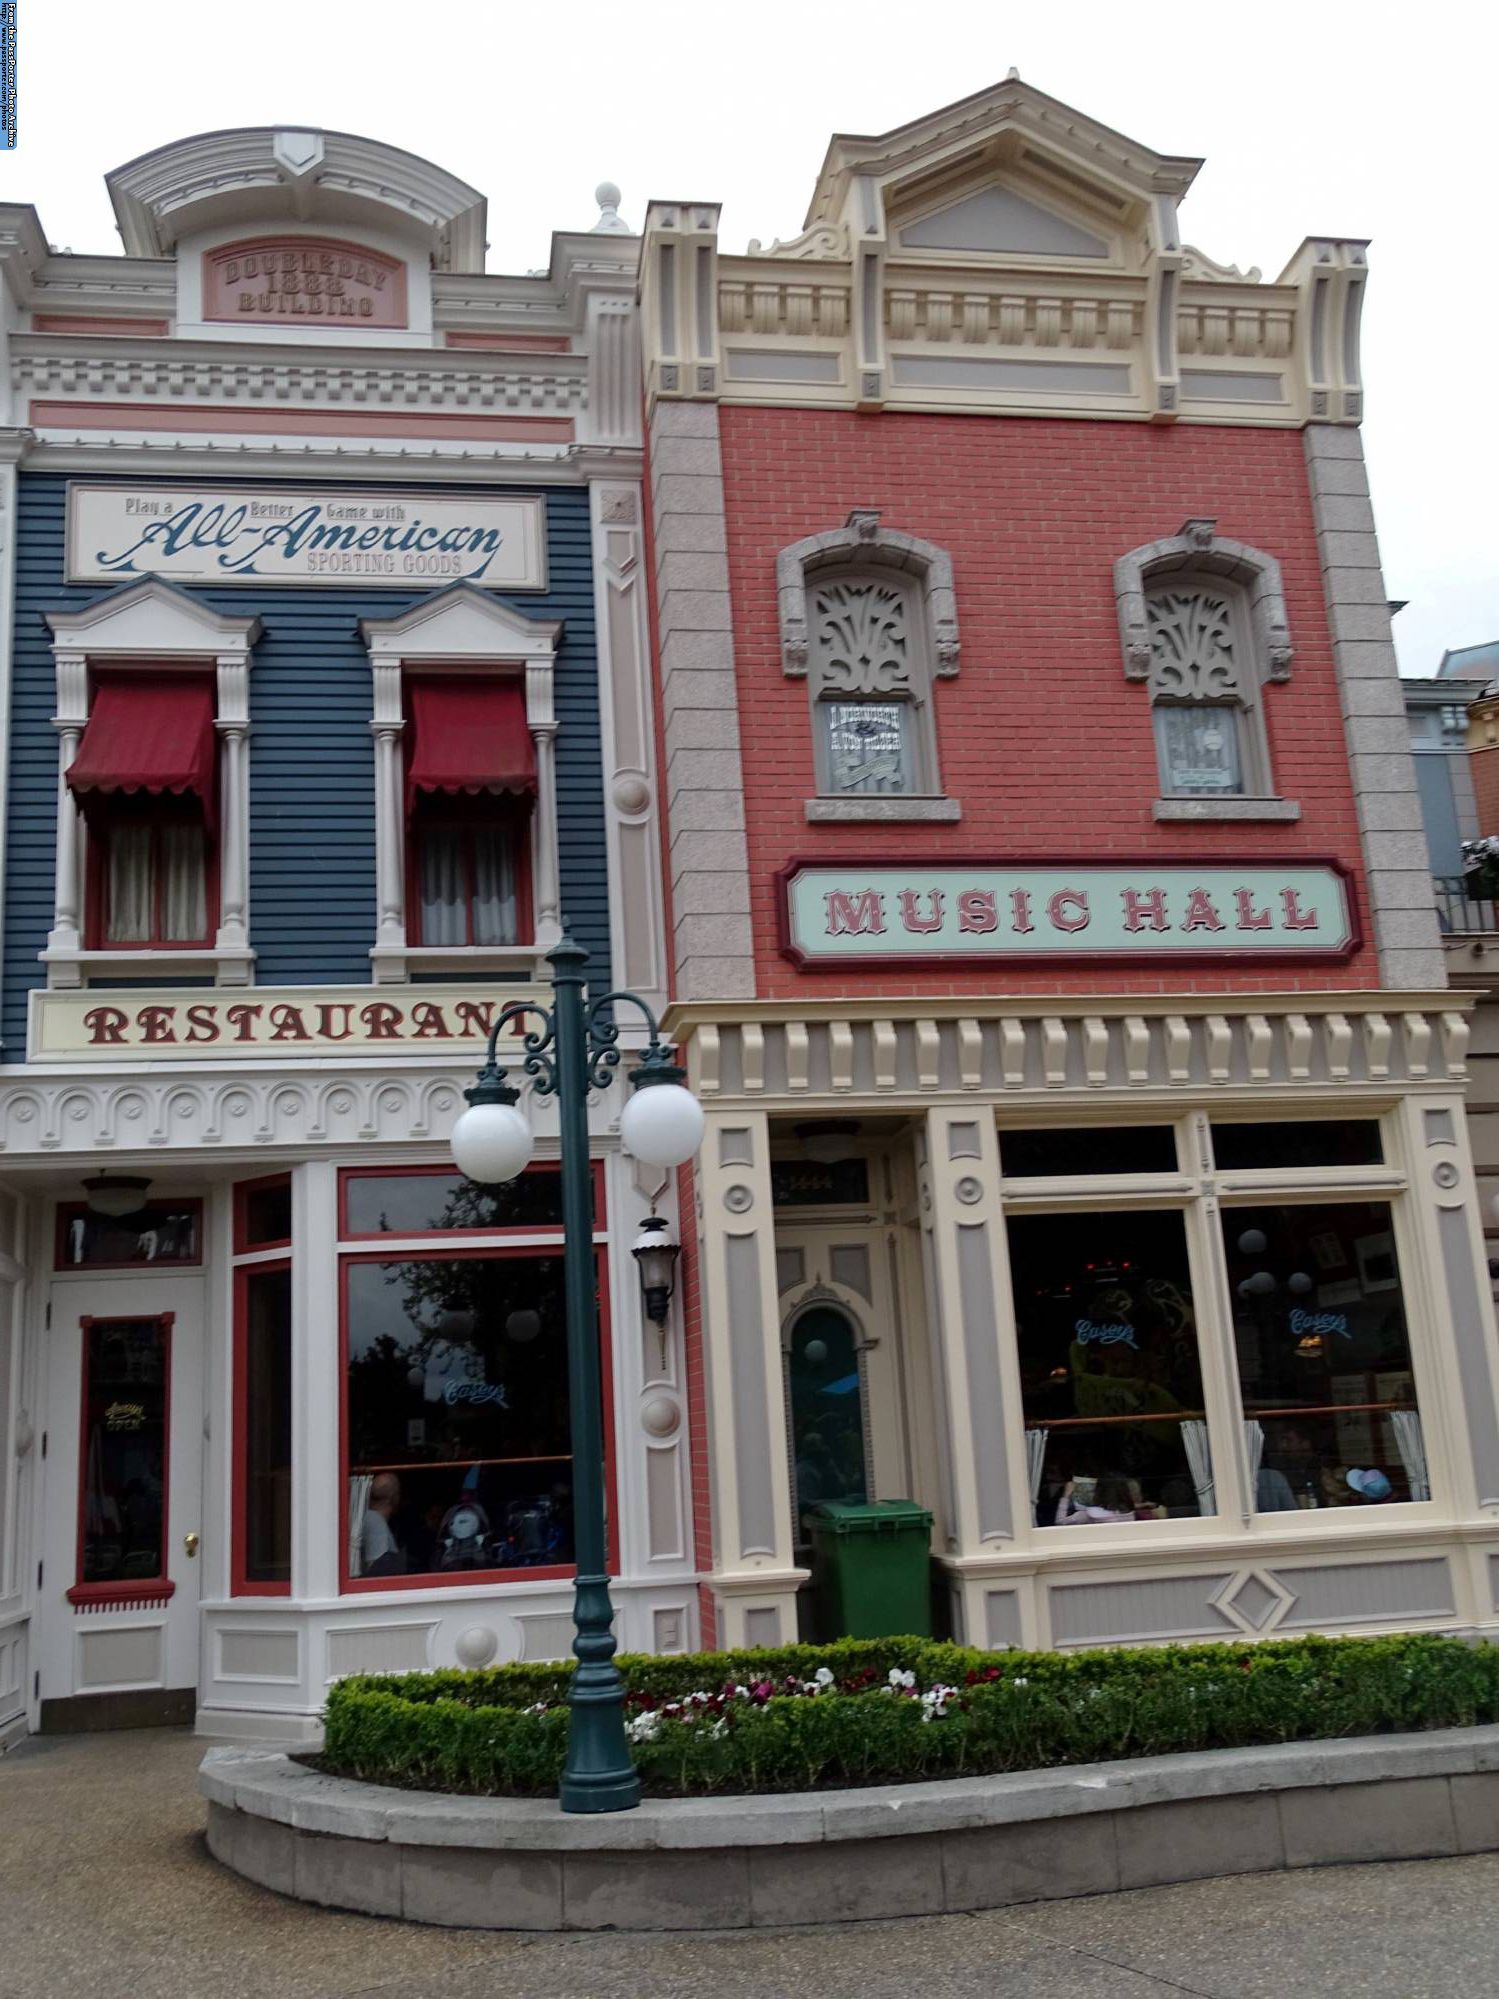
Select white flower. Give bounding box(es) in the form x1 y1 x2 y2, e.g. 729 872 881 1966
888 1668 916 1691
626 1711 661 1743
1011 1677 1028 1690
814 1667 835 1688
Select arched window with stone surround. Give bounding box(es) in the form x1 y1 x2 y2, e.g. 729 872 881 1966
777 510 962 823
1115 519 1300 822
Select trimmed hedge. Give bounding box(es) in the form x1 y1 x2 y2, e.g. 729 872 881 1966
320 1632 1499 1799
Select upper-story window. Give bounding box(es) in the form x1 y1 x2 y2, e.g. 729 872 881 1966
404 677 533 950
1115 518 1299 824
362 584 563 984
71 674 218 949
44 581 258 988
810 575 927 796
778 510 962 823
1146 579 1265 799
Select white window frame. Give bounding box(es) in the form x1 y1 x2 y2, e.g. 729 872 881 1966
777 508 962 824
360 583 563 984
1115 517 1300 823
42 579 259 988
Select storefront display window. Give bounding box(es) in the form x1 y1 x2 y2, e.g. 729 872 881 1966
1008 1210 1213 1525
1223 1200 1428 1509
341 1166 569 1238
77 1315 170 1587
343 1249 589 1585
236 1265 292 1590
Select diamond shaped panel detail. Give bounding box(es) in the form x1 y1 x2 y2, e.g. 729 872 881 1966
1220 1570 1294 1633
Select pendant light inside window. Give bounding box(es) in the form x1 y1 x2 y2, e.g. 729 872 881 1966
82 1175 152 1219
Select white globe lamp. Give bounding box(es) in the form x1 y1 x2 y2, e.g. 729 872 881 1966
452 1097 534 1186
620 1071 705 1169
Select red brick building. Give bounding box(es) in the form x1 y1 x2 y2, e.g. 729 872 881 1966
643 80 1499 1657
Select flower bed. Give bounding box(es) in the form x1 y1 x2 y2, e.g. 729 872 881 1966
320 1632 1499 1799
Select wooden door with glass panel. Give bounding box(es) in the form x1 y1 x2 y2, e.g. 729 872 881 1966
42 1199 205 1712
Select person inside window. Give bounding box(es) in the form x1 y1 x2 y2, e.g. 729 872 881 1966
1054 1473 1141 1525
360 1470 406 1576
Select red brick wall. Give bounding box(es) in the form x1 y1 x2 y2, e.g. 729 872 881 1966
1472 748 1499 840
717 407 1376 999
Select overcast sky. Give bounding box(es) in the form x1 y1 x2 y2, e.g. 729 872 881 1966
4 0 1493 677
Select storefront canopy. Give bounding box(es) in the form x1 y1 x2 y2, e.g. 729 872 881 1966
405 677 535 813
66 674 218 824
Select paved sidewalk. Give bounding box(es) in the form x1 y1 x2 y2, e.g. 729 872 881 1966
6 1728 1499 1998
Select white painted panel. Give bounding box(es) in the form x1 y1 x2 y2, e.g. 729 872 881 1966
77 1624 162 1688
218 1628 300 1681
326 1623 434 1678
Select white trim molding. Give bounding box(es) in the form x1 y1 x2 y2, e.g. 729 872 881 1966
359 582 563 985
42 578 260 989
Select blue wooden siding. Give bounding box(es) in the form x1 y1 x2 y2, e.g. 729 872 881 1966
4 475 610 1057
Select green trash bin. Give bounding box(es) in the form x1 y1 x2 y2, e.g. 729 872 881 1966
807 1499 933 1640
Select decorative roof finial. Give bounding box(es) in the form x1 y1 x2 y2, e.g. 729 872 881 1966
1006 65 1020 80
592 182 631 235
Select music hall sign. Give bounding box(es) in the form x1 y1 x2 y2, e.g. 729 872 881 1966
779 861 1357 967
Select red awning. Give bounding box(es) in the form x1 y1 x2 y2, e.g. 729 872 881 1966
405 678 536 813
66 675 218 824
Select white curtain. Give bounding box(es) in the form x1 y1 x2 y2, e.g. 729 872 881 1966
471 824 518 945
161 822 207 940
1181 1419 1215 1516
1243 1418 1265 1486
104 819 206 942
105 821 153 942
1025 1427 1049 1512
347 1474 373 1579
418 826 467 946
1389 1409 1430 1501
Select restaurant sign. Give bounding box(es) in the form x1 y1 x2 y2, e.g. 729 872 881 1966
780 861 1356 965
66 485 548 590
29 985 549 1063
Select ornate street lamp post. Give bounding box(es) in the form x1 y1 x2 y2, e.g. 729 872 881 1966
450 933 703 1814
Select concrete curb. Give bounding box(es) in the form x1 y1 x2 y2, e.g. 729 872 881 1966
201 1725 1499 1929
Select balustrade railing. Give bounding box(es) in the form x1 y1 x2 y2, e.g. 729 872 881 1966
1435 875 1499 937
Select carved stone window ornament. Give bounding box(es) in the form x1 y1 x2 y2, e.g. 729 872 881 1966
777 510 960 814
1115 519 1295 810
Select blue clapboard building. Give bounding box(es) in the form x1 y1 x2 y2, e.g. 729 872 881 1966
0 127 681 1743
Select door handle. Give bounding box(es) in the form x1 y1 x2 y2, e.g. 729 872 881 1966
183 1532 200 1558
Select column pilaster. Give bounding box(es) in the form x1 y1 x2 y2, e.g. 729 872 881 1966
918 1107 1031 1644
697 1108 805 1644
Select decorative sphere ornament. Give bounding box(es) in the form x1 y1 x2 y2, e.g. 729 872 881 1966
640 1394 680 1438
1288 1271 1314 1296
1237 1229 1268 1256
454 1626 499 1670
804 1338 828 1364
620 1081 705 1169
452 1100 534 1185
